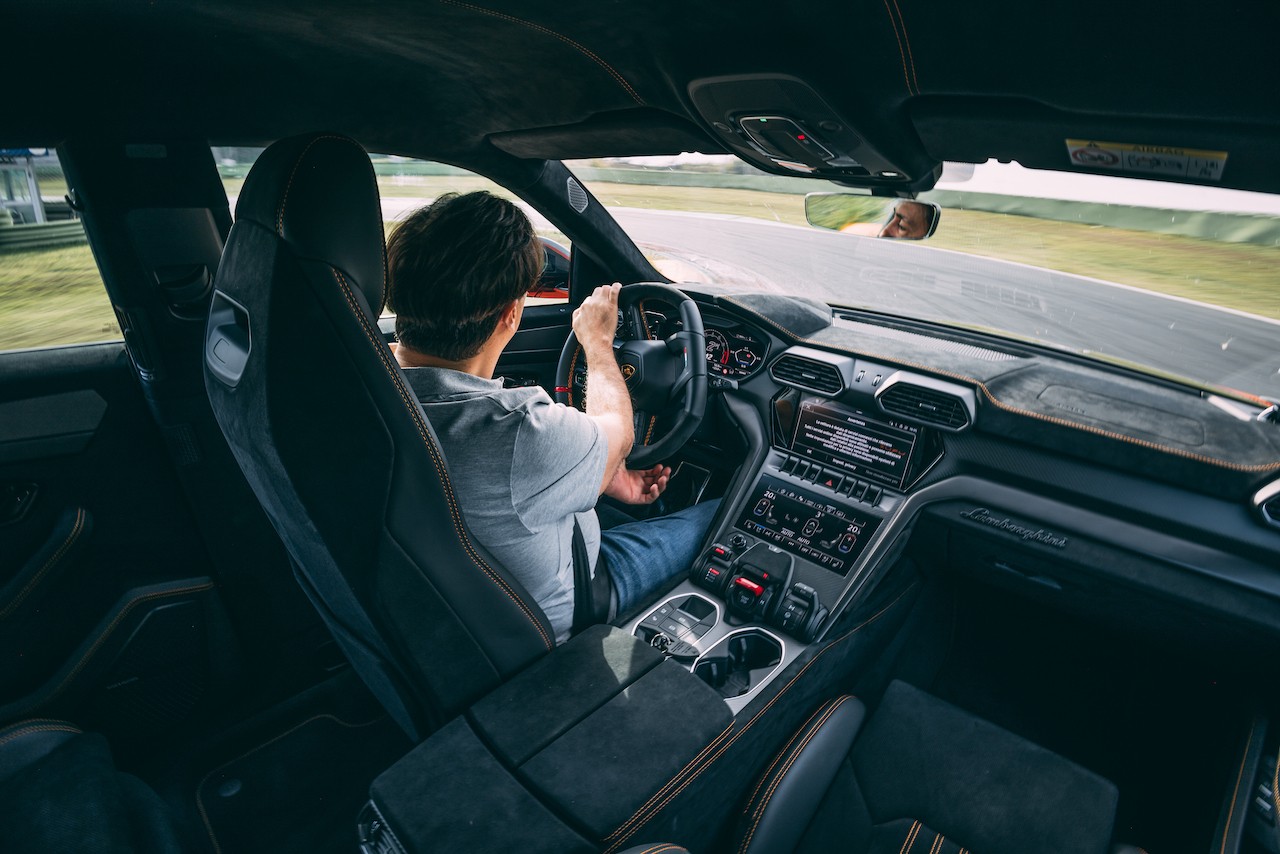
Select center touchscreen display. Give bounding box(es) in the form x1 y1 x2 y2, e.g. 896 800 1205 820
790 400 919 489
734 475 880 575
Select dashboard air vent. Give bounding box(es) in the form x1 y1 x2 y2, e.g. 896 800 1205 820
771 355 843 394
879 383 970 429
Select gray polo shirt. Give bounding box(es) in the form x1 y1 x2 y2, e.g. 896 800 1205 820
403 367 607 642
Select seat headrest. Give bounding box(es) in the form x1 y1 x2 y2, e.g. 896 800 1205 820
235 133 387 313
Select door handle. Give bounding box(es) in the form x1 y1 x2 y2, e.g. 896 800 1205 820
0 482 37 526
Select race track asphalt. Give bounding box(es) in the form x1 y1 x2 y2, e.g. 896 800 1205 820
613 208 1280 401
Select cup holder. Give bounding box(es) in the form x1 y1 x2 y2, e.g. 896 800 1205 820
693 629 783 699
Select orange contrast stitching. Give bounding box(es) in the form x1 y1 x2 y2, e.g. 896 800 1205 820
441 1 643 104
603 584 914 850
276 134 341 236
738 696 856 853
742 697 844 818
196 713 385 854
568 343 583 408
1272 750 1279 826
891 0 920 93
46 582 215 706
1220 723 1257 854
898 819 921 854
275 135 387 311
880 0 915 95
721 295 1280 474
0 722 81 751
929 832 943 854
0 507 86 620
331 269 553 649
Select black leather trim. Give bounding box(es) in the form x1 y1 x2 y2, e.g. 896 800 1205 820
736 695 866 854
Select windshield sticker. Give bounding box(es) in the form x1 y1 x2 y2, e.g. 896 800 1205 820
1065 139 1227 181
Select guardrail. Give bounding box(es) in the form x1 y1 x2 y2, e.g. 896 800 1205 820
0 220 87 252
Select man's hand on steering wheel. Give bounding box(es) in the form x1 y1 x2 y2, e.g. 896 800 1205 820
555 282 708 469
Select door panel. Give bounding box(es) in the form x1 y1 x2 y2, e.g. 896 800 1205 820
498 303 574 391
0 342 221 735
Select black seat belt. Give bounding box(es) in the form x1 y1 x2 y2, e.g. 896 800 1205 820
571 518 611 633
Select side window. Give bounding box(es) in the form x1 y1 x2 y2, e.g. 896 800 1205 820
212 148 571 306
0 149 119 352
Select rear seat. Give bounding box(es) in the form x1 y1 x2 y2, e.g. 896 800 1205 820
0 719 184 853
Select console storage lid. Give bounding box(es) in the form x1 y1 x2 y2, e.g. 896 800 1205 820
366 625 733 850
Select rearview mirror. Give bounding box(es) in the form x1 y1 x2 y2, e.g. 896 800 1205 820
804 194 940 240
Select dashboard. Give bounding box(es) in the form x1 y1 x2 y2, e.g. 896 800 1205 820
625 286 1280 711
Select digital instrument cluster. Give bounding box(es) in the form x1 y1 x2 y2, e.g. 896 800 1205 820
640 308 768 380
704 327 767 379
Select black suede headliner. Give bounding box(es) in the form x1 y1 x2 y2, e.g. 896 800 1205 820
9 0 1280 193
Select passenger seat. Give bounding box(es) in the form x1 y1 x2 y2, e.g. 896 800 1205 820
0 719 184 853
735 681 1126 854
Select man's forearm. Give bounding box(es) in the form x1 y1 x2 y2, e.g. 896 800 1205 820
583 341 635 481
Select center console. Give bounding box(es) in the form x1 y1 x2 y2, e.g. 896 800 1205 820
626 389 944 710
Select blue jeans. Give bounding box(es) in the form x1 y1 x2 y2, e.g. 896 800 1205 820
598 499 721 615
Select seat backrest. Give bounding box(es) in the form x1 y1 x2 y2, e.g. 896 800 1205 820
203 133 555 739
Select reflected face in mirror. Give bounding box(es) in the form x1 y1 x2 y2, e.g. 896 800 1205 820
879 201 931 239
804 192 940 240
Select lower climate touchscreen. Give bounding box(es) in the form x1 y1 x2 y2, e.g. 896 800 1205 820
734 474 880 575
791 399 919 490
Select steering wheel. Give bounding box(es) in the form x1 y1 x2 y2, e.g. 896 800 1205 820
554 283 707 468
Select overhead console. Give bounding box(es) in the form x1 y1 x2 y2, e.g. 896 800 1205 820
688 74 941 192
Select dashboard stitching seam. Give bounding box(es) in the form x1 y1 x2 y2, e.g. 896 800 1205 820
331 268 553 649
603 583 914 849
719 296 1280 473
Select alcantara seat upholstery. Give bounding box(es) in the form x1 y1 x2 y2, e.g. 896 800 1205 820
0 719 183 853
735 680 1124 854
204 133 558 740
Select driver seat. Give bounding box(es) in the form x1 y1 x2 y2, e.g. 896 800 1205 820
203 132 556 740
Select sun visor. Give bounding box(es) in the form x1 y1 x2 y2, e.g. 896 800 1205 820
911 98 1280 196
489 109 726 159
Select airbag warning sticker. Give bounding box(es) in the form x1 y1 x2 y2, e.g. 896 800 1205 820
1065 139 1227 181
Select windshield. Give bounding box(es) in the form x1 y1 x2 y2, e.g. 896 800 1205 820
572 156 1280 404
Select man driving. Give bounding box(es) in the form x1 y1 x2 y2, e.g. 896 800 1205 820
388 191 718 642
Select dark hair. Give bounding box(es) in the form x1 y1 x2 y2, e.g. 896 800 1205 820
386 191 543 361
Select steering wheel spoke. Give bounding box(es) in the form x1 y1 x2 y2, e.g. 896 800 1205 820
555 283 707 467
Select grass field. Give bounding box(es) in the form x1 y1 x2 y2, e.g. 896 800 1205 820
3 176 1276 352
